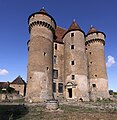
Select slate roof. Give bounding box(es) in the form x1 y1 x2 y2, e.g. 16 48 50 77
0 82 9 89
11 76 26 85
54 26 67 43
39 7 47 14
68 21 81 31
88 26 97 34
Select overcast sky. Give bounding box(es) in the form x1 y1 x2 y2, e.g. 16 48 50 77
0 0 116 91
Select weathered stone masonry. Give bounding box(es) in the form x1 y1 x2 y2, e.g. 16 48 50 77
26 8 109 102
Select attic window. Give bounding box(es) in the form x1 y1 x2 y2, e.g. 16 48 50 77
71 33 74 37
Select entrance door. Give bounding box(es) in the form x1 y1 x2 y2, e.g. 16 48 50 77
68 88 72 98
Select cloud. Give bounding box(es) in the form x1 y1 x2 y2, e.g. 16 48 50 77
0 69 9 75
106 56 116 67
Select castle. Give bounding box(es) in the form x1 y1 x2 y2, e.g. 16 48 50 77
26 8 109 102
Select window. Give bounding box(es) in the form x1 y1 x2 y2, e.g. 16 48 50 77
72 75 75 80
53 55 57 64
53 69 58 79
71 45 74 49
43 52 47 56
55 44 57 50
71 61 74 65
90 61 92 64
95 74 97 77
58 83 63 93
92 84 96 88
71 33 74 37
53 83 56 92
47 67 49 71
89 52 91 55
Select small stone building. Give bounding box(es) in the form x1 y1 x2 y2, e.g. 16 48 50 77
10 76 26 96
26 8 109 102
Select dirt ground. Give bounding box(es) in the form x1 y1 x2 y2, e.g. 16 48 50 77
0 101 117 120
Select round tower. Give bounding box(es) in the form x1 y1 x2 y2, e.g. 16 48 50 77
26 8 56 102
86 26 109 101
63 21 89 101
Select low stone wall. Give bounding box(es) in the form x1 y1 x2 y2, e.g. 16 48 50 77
0 93 23 102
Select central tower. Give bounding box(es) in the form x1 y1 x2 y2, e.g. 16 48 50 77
26 8 56 102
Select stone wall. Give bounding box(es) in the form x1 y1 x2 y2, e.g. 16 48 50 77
10 84 25 96
63 30 89 101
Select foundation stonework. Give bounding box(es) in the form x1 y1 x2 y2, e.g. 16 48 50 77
26 8 109 102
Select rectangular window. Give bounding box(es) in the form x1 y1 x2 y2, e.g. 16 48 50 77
72 75 75 80
71 45 74 49
53 69 58 79
53 83 56 92
53 55 57 64
58 83 63 93
92 84 96 88
71 33 74 37
71 61 74 65
55 44 57 50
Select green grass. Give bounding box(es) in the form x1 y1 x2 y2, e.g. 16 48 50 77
0 103 117 120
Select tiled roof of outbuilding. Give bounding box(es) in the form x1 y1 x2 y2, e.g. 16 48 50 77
11 76 26 85
0 82 9 89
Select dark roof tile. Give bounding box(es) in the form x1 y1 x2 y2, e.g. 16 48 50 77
54 26 67 43
68 21 81 31
88 26 97 34
11 76 26 85
0 82 9 89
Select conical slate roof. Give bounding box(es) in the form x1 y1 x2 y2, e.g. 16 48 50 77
28 8 56 28
39 7 47 14
88 26 97 34
62 20 85 38
87 26 106 38
68 21 81 31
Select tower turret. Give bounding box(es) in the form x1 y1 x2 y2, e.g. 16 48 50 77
86 26 109 101
63 21 89 101
26 8 56 102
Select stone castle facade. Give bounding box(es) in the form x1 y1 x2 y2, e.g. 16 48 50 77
26 8 109 102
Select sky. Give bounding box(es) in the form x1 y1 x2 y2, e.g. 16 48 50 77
0 0 116 91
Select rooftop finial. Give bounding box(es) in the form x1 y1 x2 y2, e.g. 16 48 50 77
73 19 75 22
91 25 93 28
